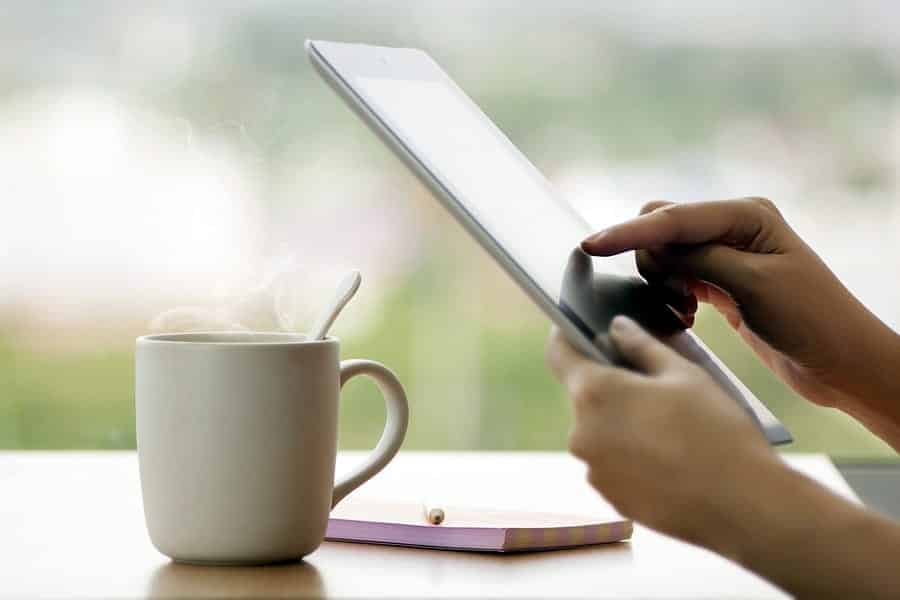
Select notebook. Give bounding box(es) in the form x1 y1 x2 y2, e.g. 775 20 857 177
325 499 632 552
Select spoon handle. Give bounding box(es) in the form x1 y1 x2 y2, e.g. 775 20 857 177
310 270 362 340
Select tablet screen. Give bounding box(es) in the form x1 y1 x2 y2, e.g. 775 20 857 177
307 41 793 444
355 76 616 305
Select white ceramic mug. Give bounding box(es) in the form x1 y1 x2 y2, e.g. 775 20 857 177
135 332 408 565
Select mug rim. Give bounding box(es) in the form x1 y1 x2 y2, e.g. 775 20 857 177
137 331 339 347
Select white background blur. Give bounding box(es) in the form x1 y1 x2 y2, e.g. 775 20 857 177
2 1 899 456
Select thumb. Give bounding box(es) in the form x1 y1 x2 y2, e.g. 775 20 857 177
610 315 684 375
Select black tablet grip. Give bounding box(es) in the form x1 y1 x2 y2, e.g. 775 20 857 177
559 249 686 365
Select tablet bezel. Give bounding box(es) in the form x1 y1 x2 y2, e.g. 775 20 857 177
306 39 792 445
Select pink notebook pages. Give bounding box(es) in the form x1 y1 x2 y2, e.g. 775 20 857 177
326 499 632 552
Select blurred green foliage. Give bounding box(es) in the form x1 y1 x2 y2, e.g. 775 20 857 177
2 267 894 459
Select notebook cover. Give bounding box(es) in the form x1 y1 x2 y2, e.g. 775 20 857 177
325 499 632 552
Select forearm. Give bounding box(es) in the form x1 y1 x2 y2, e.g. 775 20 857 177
705 457 900 598
835 313 900 452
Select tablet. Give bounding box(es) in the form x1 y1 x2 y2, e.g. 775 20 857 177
307 40 791 445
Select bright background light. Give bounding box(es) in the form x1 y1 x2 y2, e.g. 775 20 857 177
1 1 898 456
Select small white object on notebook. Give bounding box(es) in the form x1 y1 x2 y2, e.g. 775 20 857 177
326 499 632 553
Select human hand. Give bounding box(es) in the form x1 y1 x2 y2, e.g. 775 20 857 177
547 318 900 599
581 198 900 418
546 316 779 546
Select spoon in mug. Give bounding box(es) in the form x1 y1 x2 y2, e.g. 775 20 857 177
309 270 362 341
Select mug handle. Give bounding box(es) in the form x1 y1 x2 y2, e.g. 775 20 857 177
332 359 409 508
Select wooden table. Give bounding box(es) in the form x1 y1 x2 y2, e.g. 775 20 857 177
0 451 858 598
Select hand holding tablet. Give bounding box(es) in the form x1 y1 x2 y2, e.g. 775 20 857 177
306 39 791 444
583 197 900 415
305 39 900 600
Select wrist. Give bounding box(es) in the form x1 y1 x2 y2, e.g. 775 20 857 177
801 269 900 413
834 319 900 447
676 447 785 557
715 458 822 563
704 454 895 597
692 449 790 561
854 322 900 399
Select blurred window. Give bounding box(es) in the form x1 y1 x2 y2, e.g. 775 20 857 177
2 1 898 458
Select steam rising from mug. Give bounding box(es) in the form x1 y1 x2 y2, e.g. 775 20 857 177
149 258 324 333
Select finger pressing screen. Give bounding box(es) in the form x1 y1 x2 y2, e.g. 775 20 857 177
581 198 776 255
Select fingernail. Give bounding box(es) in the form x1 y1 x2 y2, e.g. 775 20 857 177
581 230 608 248
610 315 640 337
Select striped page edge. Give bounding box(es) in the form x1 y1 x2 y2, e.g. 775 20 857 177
501 520 633 552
